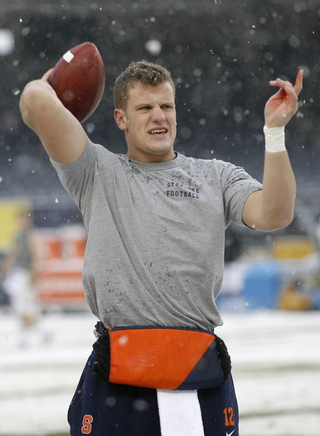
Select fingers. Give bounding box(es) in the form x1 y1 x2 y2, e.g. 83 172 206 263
264 70 303 128
294 69 303 96
41 68 54 82
269 69 304 97
269 78 293 91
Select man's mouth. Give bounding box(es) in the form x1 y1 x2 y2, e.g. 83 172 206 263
149 129 168 135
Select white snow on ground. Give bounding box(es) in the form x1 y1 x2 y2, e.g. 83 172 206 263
0 309 319 436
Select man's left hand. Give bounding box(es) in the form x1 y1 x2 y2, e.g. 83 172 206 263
264 69 303 128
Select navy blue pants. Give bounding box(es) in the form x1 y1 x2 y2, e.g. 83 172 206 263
68 350 239 435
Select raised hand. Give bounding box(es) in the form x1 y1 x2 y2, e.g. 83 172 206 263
264 70 303 128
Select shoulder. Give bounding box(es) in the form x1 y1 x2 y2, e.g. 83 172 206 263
176 153 228 177
50 137 118 170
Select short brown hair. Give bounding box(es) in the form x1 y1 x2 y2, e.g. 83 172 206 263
114 60 175 110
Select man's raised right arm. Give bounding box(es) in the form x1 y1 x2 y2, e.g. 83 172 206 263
19 69 87 163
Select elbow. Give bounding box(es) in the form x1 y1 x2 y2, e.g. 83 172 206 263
19 81 54 129
19 96 31 127
274 214 294 231
19 84 39 128
262 210 295 232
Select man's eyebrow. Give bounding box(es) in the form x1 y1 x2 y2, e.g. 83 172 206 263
135 103 151 107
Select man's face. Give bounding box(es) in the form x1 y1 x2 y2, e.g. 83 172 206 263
114 81 177 163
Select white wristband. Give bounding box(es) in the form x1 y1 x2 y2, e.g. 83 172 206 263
264 125 286 153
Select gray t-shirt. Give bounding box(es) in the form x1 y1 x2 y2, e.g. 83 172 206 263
51 137 262 331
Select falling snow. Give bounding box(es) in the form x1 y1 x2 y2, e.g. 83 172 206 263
1 3 320 434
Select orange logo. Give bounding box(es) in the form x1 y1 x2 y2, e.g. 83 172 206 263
223 407 235 427
81 414 93 434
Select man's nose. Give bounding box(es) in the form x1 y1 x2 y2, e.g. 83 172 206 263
152 107 166 122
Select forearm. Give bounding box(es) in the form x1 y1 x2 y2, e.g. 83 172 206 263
259 150 296 230
243 130 296 232
20 77 86 163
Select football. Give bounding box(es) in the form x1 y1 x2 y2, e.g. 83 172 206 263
49 42 105 123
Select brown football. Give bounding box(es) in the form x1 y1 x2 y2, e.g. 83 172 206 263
49 42 105 123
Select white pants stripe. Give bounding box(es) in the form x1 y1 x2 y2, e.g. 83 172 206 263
156 390 205 436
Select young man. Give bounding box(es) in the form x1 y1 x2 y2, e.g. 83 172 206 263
20 60 303 435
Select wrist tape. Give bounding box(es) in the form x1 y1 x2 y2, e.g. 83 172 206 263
93 323 231 390
264 125 286 153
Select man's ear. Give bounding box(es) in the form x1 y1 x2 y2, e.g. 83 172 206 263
114 108 128 131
